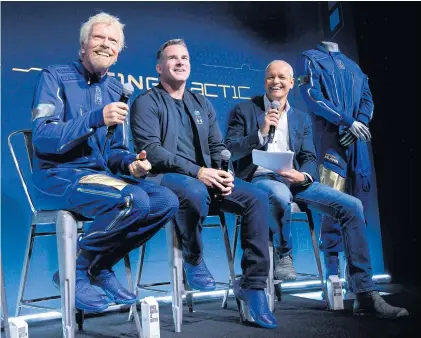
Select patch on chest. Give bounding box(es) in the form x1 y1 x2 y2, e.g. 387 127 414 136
94 86 102 105
193 110 203 124
335 59 346 70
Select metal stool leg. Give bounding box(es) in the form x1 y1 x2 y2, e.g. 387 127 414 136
306 209 330 310
183 258 194 313
166 222 183 333
14 224 36 317
129 244 146 321
56 211 78 338
124 255 142 337
75 310 84 331
218 213 237 284
218 212 246 322
267 235 275 312
274 283 282 302
1 257 11 338
186 293 194 313
222 217 240 309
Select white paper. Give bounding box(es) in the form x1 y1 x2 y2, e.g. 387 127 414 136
252 149 294 171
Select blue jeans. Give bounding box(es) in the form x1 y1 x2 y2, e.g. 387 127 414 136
160 173 270 289
252 176 293 258
251 173 375 293
319 173 372 253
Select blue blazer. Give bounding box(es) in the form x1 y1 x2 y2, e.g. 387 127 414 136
225 96 318 182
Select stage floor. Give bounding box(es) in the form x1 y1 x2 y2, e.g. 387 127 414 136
12 283 419 337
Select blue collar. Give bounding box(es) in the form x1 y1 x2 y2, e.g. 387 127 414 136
73 60 106 84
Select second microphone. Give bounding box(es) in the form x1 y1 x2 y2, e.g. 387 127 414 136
268 100 280 144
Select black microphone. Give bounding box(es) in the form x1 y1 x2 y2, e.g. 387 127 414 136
106 82 135 139
218 149 231 202
220 149 231 172
268 100 280 144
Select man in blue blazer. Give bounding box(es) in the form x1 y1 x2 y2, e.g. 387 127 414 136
130 39 277 328
225 60 408 319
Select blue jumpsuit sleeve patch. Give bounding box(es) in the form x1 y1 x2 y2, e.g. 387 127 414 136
32 103 56 121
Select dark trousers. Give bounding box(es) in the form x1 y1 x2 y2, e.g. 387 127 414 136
160 174 270 289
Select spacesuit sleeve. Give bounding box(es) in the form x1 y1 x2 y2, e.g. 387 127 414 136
32 68 105 155
356 75 374 125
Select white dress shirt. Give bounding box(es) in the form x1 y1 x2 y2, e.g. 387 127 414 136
254 96 290 176
253 96 313 182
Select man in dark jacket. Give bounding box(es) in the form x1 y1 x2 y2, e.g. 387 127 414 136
130 39 277 329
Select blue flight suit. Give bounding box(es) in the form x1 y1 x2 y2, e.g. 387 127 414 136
298 45 374 257
31 61 178 269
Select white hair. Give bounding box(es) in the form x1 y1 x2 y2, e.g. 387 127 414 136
265 60 294 78
79 12 125 58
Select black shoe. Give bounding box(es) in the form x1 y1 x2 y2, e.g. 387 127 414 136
354 291 409 319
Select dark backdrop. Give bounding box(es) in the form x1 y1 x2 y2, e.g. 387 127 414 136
353 2 418 285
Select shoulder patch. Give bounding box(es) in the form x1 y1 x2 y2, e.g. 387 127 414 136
46 64 72 72
55 66 77 74
302 49 327 62
60 74 79 82
32 103 56 121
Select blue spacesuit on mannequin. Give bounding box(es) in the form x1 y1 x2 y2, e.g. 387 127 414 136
297 41 374 280
31 13 178 312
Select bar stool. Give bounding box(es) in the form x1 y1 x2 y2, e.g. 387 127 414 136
8 130 141 338
222 202 330 312
129 205 239 333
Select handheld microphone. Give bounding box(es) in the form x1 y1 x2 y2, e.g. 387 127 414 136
268 100 280 144
220 149 231 172
218 149 231 202
106 82 135 139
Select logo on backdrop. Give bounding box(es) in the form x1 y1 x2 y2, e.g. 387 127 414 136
12 67 252 100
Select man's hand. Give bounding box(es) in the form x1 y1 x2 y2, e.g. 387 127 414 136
197 168 235 197
259 109 280 136
103 102 129 127
128 150 152 178
276 169 305 185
